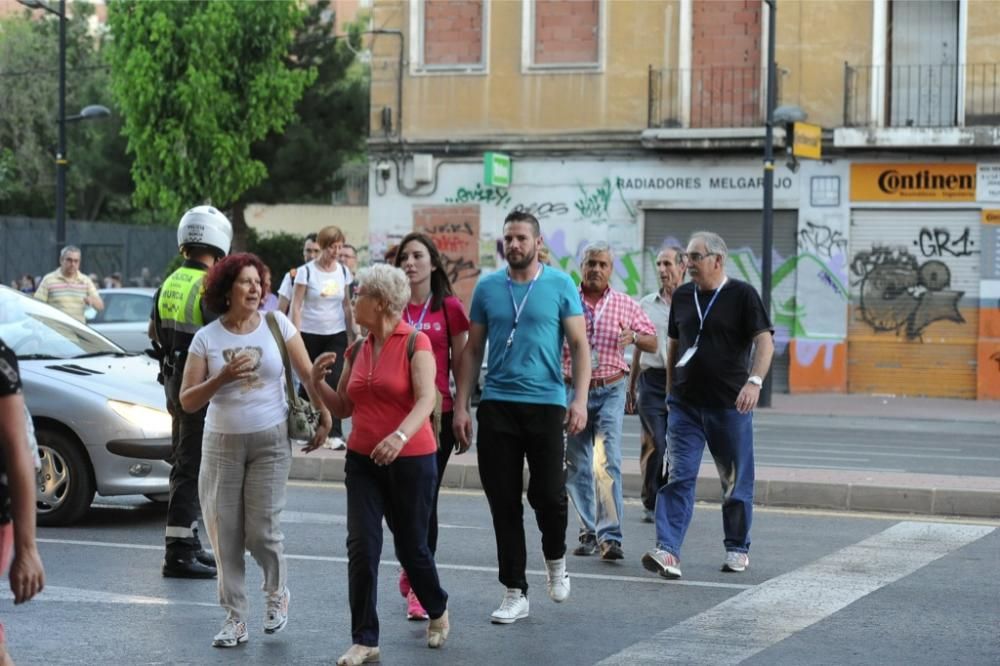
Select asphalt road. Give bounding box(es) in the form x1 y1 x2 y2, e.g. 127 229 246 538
10 482 999 665
619 413 1000 477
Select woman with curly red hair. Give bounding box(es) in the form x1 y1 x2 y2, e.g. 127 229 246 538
180 253 331 648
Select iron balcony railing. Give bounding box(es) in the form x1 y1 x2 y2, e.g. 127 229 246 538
843 62 1000 128
647 65 780 129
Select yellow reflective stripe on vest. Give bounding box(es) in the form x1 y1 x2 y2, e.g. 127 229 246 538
158 267 206 334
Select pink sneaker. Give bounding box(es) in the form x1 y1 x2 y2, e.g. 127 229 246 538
398 569 411 598
406 589 429 621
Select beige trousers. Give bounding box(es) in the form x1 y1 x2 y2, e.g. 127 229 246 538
199 422 291 621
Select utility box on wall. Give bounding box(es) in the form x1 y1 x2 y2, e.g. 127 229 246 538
413 154 434 184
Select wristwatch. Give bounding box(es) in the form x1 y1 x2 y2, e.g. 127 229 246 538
747 375 763 387
631 330 638 344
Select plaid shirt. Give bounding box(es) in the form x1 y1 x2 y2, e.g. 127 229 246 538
562 287 656 380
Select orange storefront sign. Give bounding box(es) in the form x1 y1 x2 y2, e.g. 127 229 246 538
851 163 976 202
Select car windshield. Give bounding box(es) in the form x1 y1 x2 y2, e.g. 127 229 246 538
0 288 122 359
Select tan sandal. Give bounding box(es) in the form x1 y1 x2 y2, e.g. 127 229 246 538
427 609 450 648
336 644 380 665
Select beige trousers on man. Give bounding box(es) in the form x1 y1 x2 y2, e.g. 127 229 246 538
199 422 292 621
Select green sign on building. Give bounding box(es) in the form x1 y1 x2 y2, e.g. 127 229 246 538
484 152 512 187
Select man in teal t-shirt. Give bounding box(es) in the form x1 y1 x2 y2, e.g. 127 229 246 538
454 211 591 626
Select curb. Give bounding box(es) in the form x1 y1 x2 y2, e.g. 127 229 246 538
290 453 1000 520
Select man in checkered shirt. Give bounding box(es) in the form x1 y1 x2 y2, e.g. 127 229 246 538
562 242 657 561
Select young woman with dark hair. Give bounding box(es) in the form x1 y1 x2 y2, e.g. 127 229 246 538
393 232 470 620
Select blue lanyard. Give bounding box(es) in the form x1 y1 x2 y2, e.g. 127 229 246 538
583 289 611 345
405 295 432 329
693 277 727 346
505 265 544 347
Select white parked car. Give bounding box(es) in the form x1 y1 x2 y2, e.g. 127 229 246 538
89 287 156 353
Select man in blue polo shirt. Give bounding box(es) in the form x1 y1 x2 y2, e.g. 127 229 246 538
454 210 590 625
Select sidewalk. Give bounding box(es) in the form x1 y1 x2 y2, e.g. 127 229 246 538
290 393 1000 519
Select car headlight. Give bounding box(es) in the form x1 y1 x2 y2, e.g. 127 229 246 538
108 400 172 437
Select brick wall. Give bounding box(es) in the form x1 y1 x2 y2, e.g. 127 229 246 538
534 0 599 65
423 0 484 66
690 0 763 127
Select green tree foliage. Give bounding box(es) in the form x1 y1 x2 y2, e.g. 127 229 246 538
0 3 132 221
106 0 315 246
245 1 369 206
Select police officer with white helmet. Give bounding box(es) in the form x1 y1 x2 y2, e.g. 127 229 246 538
149 206 232 578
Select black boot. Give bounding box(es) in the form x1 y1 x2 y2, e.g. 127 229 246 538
162 552 217 579
194 549 217 567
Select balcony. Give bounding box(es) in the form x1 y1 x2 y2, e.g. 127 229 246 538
647 65 779 129
839 62 1000 147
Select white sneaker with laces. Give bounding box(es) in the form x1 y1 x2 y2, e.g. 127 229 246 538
722 551 749 572
490 588 529 624
544 557 570 603
212 618 248 648
264 586 290 633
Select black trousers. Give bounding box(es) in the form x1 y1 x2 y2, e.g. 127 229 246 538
476 400 568 594
345 451 447 647
164 365 206 554
428 411 455 555
299 330 348 438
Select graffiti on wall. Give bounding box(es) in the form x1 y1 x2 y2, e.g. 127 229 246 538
913 227 977 258
444 183 512 208
798 221 848 259
414 207 481 310
850 247 965 340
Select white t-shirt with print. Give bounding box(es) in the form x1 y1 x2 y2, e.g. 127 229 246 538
189 311 296 435
293 260 352 335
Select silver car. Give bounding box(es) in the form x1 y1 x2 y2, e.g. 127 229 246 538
89 287 156 353
0 286 171 526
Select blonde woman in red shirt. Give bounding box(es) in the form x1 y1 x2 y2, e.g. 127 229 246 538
309 263 449 666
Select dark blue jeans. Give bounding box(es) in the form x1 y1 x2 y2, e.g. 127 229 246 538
637 369 668 512
345 451 447 647
655 396 754 558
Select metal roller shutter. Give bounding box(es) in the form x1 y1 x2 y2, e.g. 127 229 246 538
642 209 798 393
848 209 980 398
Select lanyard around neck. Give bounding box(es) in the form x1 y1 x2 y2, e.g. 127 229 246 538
505 264 544 346
693 276 727 345
583 289 611 344
405 295 432 329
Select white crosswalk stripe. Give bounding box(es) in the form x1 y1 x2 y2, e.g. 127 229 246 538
598 521 995 665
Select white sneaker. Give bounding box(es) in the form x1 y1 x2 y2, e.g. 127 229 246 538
212 618 248 648
489 588 529 624
722 551 749 573
263 586 290 633
544 557 570 603
324 436 347 451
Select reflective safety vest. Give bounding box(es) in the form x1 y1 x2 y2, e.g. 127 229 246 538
157 266 206 338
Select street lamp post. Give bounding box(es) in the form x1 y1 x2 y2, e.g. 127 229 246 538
17 0 109 263
760 0 777 408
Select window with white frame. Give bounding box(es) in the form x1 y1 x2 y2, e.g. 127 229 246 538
523 0 603 71
410 0 487 73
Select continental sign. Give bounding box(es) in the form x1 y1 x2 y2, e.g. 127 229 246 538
851 163 976 202
983 209 1000 225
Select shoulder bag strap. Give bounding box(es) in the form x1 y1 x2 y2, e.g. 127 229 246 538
265 312 296 402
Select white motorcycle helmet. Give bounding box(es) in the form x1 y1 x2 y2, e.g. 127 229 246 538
177 205 233 257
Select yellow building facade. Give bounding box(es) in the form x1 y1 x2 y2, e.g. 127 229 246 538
367 0 1000 400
